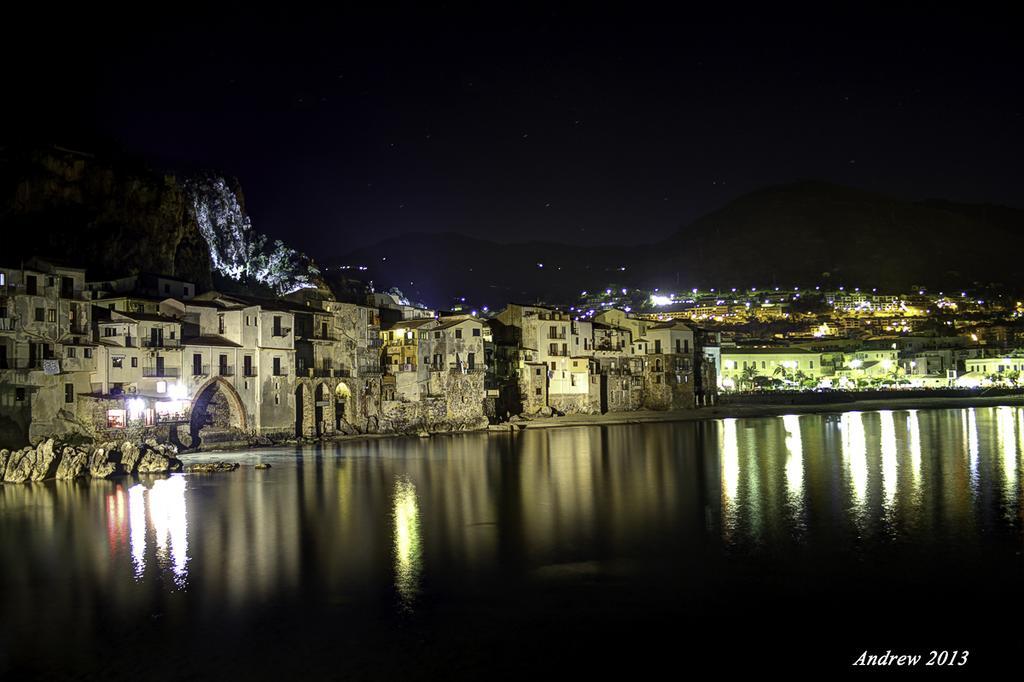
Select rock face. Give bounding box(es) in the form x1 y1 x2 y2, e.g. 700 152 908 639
0 145 213 288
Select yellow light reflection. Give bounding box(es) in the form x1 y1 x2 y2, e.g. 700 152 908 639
720 419 740 537
880 411 898 512
393 477 422 608
842 412 868 509
782 414 804 510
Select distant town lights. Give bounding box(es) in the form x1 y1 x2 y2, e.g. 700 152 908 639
650 295 673 307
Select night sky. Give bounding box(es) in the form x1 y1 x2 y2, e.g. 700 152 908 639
5 6 1021 256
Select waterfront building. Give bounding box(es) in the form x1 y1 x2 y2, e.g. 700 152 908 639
0 259 95 445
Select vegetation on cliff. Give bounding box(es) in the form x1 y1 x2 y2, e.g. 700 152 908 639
0 145 213 287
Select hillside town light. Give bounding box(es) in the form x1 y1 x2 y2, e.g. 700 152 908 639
850 359 863 369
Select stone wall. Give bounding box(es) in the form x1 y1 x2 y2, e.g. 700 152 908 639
378 370 487 433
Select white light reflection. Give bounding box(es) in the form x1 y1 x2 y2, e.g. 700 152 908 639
720 419 740 538
393 477 422 608
150 476 189 583
880 411 898 513
842 412 868 509
128 484 146 578
907 410 922 492
966 408 979 491
997 407 1018 512
782 415 804 511
128 477 189 584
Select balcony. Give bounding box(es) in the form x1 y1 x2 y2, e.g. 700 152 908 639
142 338 181 348
142 367 180 378
191 364 211 376
271 327 292 337
243 367 257 377
0 317 18 332
547 331 567 340
272 368 288 376
312 368 334 377
218 365 235 377
333 368 352 378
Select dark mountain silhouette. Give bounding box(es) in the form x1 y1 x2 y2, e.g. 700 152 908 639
334 181 1024 306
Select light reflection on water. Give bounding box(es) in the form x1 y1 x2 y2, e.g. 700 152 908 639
393 476 422 608
1 407 1023 674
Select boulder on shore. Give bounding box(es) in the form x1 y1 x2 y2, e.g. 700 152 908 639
4 447 34 483
119 441 142 474
88 447 121 479
137 450 183 474
29 439 60 481
55 447 89 480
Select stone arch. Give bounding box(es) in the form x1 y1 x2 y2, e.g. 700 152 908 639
334 382 352 431
314 382 332 437
189 377 248 446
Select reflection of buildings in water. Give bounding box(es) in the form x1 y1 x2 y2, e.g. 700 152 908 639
841 412 868 511
879 411 898 514
393 476 421 607
105 484 128 555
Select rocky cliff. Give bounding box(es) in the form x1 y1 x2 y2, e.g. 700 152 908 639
0 145 212 288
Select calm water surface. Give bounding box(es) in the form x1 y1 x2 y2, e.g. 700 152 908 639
2 407 1023 678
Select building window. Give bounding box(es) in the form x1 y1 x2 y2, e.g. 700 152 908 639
184 286 190 296
106 409 126 428
455 329 462 339
47 309 57 323
535 388 542 396
15 387 25 401
65 383 74 403
112 356 124 369
66 346 76 358
131 357 138 368
434 331 441 339
164 284 170 293
535 368 541 376
35 308 44 322
273 357 282 375
472 328 480 337
84 348 92 359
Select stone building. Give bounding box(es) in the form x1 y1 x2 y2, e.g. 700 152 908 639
0 259 96 446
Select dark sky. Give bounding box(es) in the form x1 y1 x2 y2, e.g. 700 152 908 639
6 5 1022 255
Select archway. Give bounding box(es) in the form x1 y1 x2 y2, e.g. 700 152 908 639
189 377 247 447
335 382 352 430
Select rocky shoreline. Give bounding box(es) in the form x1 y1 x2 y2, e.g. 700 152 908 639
0 438 183 484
